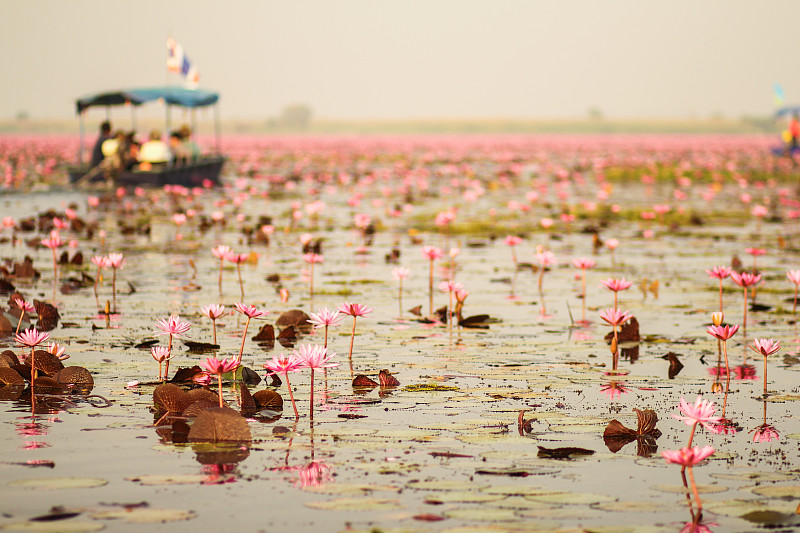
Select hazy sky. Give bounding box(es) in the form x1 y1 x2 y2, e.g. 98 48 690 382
4 0 799 121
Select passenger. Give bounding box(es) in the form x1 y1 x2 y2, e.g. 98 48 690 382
790 114 799 154
138 129 170 170
90 121 112 168
179 124 201 160
101 130 126 181
124 131 141 170
169 131 190 165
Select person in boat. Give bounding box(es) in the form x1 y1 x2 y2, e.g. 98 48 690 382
138 129 170 170
179 124 201 160
124 131 141 170
790 114 799 154
169 131 190 165
100 129 127 181
90 121 112 168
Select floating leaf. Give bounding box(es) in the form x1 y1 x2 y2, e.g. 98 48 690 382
407 480 489 491
125 474 208 486
187 407 252 443
304 497 403 511
443 508 519 522
751 485 800 498
301 483 401 495
537 446 595 459
525 491 618 505
424 491 505 504
91 509 196 523
8 477 108 490
0 521 105 532
652 484 728 494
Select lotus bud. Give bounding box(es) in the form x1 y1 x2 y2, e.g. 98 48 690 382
711 312 724 327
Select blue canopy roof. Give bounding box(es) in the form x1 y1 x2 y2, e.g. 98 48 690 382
76 86 219 114
775 106 800 118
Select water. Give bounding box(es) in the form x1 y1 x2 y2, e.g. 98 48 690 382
0 134 799 532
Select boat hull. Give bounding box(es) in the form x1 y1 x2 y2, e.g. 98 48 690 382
68 156 225 188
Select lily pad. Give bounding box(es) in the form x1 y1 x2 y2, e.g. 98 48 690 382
125 474 208 485
7 477 108 490
424 491 505 504
301 483 402 495
443 508 519 522
91 509 196 523
407 480 490 491
305 497 403 511
750 485 800 498
525 491 618 505
0 522 105 532
651 484 728 495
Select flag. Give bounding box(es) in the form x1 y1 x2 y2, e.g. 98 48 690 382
774 83 785 107
167 37 199 87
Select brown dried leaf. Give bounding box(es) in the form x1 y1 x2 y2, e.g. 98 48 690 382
252 323 275 342
239 383 256 416
252 389 283 410
187 406 252 443
352 375 378 389
153 383 192 413
0 367 25 385
378 369 400 388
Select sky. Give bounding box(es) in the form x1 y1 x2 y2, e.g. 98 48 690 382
3 0 800 122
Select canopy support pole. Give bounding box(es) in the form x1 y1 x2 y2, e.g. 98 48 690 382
78 111 85 165
214 103 221 155
131 106 137 132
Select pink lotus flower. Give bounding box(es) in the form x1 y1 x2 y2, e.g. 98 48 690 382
572 257 596 270
705 265 732 279
600 278 633 292
201 304 226 320
201 304 226 345
263 354 304 418
337 302 373 317
391 267 411 280
605 238 619 251
47 342 68 361
15 327 49 385
599 308 633 327
234 302 268 319
421 245 444 261
151 346 174 381
106 253 124 268
307 307 344 329
296 344 338 370
155 315 191 336
504 235 522 247
212 245 233 260
41 231 63 250
296 460 333 487
201 356 240 375
706 324 738 341
600 380 629 400
730 271 761 288
751 424 779 443
201 356 241 407
154 315 190 381
15 327 50 348
303 253 323 264
745 247 766 256
661 445 715 467
750 338 780 357
233 303 268 363
295 344 338 421
672 395 722 432
535 249 556 267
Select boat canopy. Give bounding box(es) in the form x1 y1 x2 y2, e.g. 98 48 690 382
775 106 800 118
76 86 219 114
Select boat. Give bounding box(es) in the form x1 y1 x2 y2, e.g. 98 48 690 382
67 86 225 187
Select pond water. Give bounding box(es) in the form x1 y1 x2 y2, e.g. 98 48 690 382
0 134 799 533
